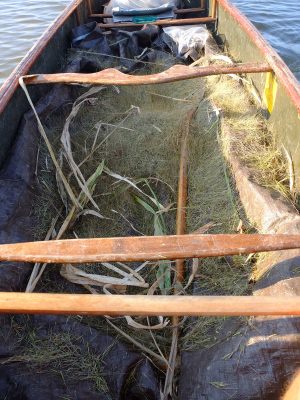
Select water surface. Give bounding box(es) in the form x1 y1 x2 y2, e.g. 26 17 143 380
233 0 300 80
0 0 299 86
0 0 70 86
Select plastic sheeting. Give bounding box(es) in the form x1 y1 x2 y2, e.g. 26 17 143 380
71 22 184 71
163 25 210 60
71 22 211 71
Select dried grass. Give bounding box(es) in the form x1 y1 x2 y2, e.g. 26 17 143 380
205 73 291 199
3 327 109 393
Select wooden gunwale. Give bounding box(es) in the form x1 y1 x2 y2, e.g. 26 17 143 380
0 293 300 316
217 0 300 113
0 0 85 114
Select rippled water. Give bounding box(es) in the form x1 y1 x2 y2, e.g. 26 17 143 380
0 0 299 86
0 0 70 86
232 0 300 80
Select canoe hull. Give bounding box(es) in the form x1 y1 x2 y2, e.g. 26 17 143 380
217 0 300 188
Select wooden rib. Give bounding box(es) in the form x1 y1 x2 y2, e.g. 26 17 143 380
90 8 206 18
75 7 81 25
168 110 196 398
23 62 272 87
97 17 216 29
1 234 300 264
0 294 300 316
211 0 217 18
86 0 92 15
175 109 196 282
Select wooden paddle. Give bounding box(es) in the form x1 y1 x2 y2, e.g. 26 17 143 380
0 234 300 264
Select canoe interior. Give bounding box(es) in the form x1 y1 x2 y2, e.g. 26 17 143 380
0 1 299 398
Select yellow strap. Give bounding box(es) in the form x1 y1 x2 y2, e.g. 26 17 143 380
263 72 278 114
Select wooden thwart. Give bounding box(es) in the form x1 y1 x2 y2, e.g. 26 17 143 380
97 17 216 29
0 293 299 316
1 234 300 264
22 62 272 86
90 7 206 19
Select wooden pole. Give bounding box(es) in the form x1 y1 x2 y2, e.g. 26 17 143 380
2 234 300 264
0 294 299 316
23 63 272 86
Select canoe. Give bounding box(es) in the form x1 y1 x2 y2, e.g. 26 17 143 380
0 1 300 399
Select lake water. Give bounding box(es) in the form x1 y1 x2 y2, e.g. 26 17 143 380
232 0 300 80
0 0 299 86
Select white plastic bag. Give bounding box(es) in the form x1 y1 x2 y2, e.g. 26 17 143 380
163 25 210 60
105 0 179 14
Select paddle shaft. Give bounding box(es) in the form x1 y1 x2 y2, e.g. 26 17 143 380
1 234 300 264
0 293 299 316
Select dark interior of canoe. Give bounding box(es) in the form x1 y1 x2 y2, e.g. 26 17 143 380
0 0 300 399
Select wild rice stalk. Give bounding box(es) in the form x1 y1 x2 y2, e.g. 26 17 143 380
19 77 80 209
60 87 106 211
25 216 59 293
105 319 167 366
